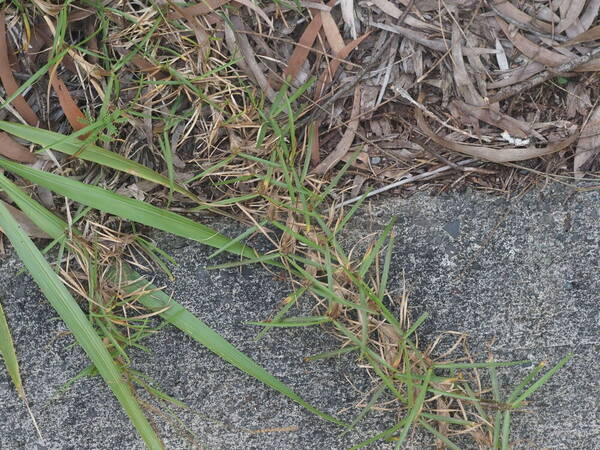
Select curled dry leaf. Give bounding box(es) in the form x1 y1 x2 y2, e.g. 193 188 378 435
489 0 554 34
451 101 538 140
372 22 496 56
128 55 170 79
233 0 273 29
416 99 579 163
340 0 357 39
321 10 345 54
451 23 484 108
313 85 361 175
560 24 600 47
314 31 371 98
283 0 336 83
225 16 276 101
496 18 600 72
556 0 586 33
0 132 37 163
49 67 88 134
574 104 600 178
171 2 210 54
167 0 230 19
0 12 39 126
565 0 600 36
371 0 438 32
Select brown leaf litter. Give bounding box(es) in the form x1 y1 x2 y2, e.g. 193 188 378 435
0 2 599 445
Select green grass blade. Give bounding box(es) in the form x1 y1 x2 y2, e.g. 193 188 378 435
0 203 163 449
405 312 429 337
433 360 529 370
247 316 331 327
341 382 386 436
358 218 397 278
492 410 503 449
254 287 306 340
490 365 503 449
0 173 66 238
0 159 260 260
118 264 347 427
506 362 546 404
0 121 197 201
501 410 511 450
394 369 432 447
350 418 408 450
304 345 359 362
378 228 395 300
417 418 461 450
0 300 25 400
510 353 572 408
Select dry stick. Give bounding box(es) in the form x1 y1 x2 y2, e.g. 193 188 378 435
488 46 600 104
334 158 477 209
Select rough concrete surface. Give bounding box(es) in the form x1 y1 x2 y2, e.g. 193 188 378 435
0 183 598 449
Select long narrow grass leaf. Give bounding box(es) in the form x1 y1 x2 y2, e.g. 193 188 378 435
0 121 197 201
501 410 511 450
305 345 359 362
394 369 432 447
0 300 24 399
434 360 529 370
350 418 408 450
506 362 546 404
247 316 331 327
417 418 461 450
118 265 347 427
511 353 572 408
0 159 260 260
255 287 306 340
0 203 163 449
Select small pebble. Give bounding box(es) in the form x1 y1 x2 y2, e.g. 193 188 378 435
371 156 381 164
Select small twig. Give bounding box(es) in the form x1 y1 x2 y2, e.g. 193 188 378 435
397 0 416 27
334 158 477 209
488 46 600 104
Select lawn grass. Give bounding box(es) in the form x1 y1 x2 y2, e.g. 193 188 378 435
0 2 573 448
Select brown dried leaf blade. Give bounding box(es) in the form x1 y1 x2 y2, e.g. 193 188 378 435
0 132 36 163
0 12 39 126
574 104 600 177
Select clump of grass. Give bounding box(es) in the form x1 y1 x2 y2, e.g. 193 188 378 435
220 83 573 448
0 2 572 448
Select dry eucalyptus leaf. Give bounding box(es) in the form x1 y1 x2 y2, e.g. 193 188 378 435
0 201 49 239
574 104 600 178
0 132 37 163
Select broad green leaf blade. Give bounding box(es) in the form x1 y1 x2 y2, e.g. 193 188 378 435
0 159 260 260
118 264 347 428
0 300 24 399
0 168 342 426
0 121 197 201
0 202 164 449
